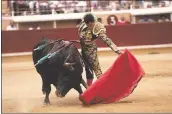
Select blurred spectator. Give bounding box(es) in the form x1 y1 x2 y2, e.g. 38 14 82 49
115 1 121 10
56 3 65 14
95 1 109 11
107 15 118 25
159 0 170 7
133 0 143 9
138 16 156 23
28 27 33 30
159 1 165 7
5 0 172 16
48 0 58 8
17 0 30 16
29 23 41 30
109 1 117 11
6 21 18 31
37 26 41 30
91 0 98 10
120 0 131 9
143 0 153 8
39 0 50 14
48 1 57 14
28 26 40 30
73 8 80 13
109 16 116 25
117 16 129 25
97 17 103 23
11 0 18 16
158 15 170 22
75 1 87 13
10 0 30 16
29 1 38 15
35 1 40 14
128 1 133 9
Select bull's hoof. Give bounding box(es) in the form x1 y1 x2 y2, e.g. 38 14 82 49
42 91 46 95
43 99 51 105
55 90 63 98
43 101 51 106
55 90 60 97
42 89 46 95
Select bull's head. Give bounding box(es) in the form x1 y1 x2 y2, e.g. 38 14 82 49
55 51 87 97
63 54 77 71
55 73 74 97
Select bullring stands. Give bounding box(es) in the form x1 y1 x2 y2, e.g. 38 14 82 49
2 0 172 30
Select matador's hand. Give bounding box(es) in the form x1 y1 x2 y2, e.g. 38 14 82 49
116 50 124 55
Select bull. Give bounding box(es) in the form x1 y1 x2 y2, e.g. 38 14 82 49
32 37 87 105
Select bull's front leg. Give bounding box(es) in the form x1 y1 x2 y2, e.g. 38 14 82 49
42 77 51 105
44 87 51 105
74 85 83 95
55 87 62 98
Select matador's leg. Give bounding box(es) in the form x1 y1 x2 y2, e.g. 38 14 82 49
86 47 102 79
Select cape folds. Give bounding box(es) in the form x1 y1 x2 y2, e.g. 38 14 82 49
79 49 145 105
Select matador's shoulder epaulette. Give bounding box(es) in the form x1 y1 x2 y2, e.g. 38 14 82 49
92 22 106 35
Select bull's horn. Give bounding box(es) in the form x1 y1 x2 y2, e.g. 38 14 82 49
81 78 88 89
63 62 76 67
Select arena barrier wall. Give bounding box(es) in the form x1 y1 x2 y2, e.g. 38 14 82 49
2 22 172 54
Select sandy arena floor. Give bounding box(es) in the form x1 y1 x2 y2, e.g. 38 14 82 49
2 48 172 113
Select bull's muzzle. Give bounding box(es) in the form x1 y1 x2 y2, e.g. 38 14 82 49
55 89 64 98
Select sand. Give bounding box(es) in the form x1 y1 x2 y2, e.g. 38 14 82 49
2 48 172 113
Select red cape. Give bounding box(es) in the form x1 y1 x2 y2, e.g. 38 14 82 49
79 49 145 105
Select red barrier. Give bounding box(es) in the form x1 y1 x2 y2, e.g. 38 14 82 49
2 23 172 53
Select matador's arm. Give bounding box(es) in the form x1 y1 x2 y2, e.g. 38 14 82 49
93 22 120 54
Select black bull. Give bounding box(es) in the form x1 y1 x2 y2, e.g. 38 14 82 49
32 38 88 104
